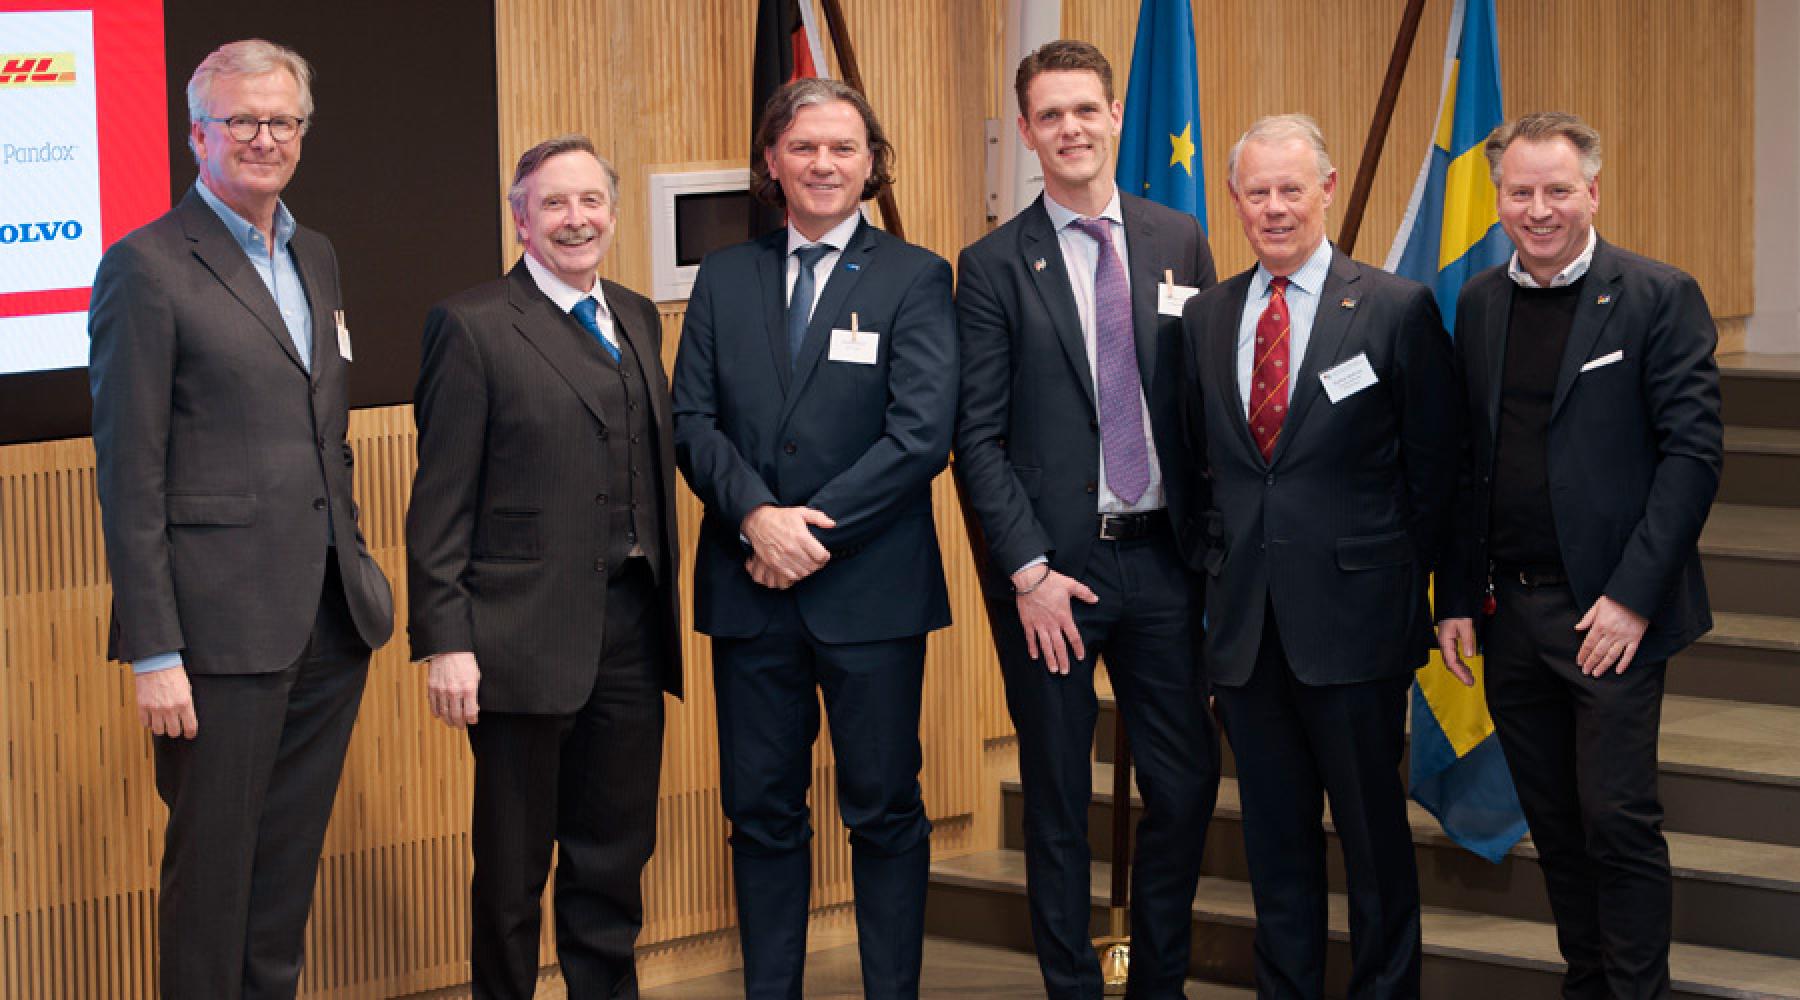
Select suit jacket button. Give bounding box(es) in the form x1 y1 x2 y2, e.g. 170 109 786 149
596 492 609 504
598 428 608 440
312 497 327 510
1085 481 1097 494
1265 474 1275 486
316 435 326 449
784 441 798 455
594 559 607 573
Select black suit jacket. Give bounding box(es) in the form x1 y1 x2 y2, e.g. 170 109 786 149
89 186 394 673
1181 248 1462 686
1436 239 1721 661
953 193 1216 593
672 218 955 642
406 262 684 711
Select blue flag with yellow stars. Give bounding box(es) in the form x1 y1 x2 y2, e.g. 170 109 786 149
1116 0 1205 231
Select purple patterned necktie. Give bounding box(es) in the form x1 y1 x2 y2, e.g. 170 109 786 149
1070 216 1150 505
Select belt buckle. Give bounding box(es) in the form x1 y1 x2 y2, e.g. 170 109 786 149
1518 568 1532 587
1099 514 1123 541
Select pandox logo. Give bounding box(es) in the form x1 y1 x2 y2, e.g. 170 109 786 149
0 54 78 87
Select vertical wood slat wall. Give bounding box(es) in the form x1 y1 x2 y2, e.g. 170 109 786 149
0 1 1750 995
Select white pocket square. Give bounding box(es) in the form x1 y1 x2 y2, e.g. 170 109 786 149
1580 350 1624 373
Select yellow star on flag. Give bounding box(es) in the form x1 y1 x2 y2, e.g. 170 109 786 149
1169 122 1196 176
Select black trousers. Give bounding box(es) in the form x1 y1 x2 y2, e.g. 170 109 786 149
466 558 667 1000
711 591 932 1000
1212 609 1419 1000
153 552 370 1000
1485 578 1670 1000
989 535 1220 1000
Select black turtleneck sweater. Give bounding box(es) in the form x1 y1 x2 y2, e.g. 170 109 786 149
1488 277 1585 570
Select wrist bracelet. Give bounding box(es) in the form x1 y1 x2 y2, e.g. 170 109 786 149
1015 563 1053 596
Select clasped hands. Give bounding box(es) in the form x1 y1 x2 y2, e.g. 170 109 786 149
742 504 837 589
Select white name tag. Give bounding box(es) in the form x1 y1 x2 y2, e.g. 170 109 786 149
1580 349 1623 372
1319 352 1379 403
1158 282 1201 317
829 327 879 365
334 309 353 362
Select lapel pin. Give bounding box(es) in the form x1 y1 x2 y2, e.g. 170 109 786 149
845 261 861 272
1033 257 1047 272
1340 297 1356 309
1596 293 1612 305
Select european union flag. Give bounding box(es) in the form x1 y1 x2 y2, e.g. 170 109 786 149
1385 0 1526 865
1115 0 1205 230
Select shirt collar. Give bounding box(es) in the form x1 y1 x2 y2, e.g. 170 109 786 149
1508 227 1597 288
196 178 296 253
522 249 608 318
1252 237 1334 300
1043 186 1124 234
787 211 863 257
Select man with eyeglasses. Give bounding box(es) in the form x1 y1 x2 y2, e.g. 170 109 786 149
89 38 393 999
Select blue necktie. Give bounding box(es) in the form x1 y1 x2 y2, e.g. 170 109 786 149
571 296 620 363
787 244 832 371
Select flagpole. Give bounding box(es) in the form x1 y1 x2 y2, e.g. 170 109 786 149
1338 0 1428 256
815 0 906 241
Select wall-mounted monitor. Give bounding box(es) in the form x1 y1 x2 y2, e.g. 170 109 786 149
648 166 750 302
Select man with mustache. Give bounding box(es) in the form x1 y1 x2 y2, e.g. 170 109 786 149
407 135 683 999
89 38 394 998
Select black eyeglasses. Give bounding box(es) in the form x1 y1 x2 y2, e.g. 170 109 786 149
199 115 307 143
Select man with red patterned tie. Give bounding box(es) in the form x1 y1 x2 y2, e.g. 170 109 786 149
1178 115 1463 999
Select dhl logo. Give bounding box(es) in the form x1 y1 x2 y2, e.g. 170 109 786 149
0 54 78 87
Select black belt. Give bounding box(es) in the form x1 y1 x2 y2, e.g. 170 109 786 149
1097 510 1170 541
1493 562 1568 588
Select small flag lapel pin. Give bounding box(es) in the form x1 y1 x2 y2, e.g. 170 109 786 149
1033 257 1047 272
1597 293 1612 305
1340 297 1356 309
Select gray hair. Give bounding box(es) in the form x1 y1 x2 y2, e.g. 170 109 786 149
186 39 313 158
1227 114 1334 189
507 134 620 220
1485 111 1603 185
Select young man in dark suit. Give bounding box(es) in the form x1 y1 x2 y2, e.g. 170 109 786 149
1180 114 1462 999
406 135 683 999
954 39 1220 1000
671 78 956 1000
89 39 394 999
1435 112 1722 1000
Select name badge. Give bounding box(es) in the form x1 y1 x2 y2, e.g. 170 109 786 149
334 309 353 362
1158 282 1201 317
829 312 879 365
1319 352 1378 403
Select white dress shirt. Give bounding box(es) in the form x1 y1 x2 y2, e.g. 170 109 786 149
1507 226 1597 288
524 250 618 354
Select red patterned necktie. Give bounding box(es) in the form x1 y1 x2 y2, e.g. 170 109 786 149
1249 275 1290 462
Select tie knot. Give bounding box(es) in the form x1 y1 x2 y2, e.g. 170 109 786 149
1268 274 1290 294
1070 217 1113 244
795 243 832 269
572 296 599 325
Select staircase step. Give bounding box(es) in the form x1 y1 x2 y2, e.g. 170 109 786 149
1670 612 1800 706
927 850 1800 999
1720 427 1800 508
1003 764 1800 960
1703 504 1800 618
1720 352 1800 431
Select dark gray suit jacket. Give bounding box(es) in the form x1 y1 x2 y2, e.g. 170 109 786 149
89 186 394 674
953 192 1216 595
406 261 684 712
1436 239 1721 661
1180 248 1462 686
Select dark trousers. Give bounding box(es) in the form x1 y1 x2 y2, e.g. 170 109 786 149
989 536 1220 1000
1485 579 1670 1000
153 553 370 1000
711 592 932 1000
1212 610 1419 1000
466 559 667 1000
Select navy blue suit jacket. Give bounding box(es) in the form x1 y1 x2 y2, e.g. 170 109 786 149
673 218 956 642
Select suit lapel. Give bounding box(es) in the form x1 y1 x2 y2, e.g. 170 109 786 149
1550 240 1623 420
1121 196 1162 388
291 231 335 385
1021 199 1098 411
1210 269 1261 462
506 262 612 428
1271 249 1360 467
790 218 875 393
179 190 307 374
755 230 792 394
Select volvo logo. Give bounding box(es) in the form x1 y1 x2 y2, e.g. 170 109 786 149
0 220 84 244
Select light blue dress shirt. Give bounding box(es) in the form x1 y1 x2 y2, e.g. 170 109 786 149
1235 237 1335 412
135 184 317 676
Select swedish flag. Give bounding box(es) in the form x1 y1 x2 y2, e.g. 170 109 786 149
1116 0 1205 230
1385 0 1527 864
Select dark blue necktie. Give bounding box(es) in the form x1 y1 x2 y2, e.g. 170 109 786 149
571 296 620 363
787 244 832 371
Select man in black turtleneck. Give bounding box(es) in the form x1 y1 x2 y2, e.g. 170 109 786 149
1435 112 1722 1000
